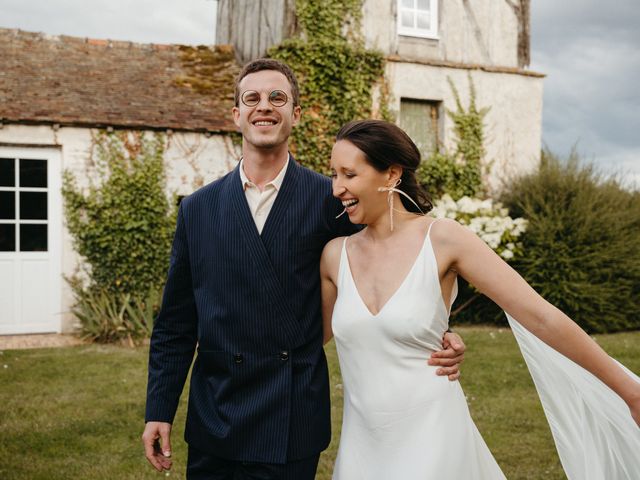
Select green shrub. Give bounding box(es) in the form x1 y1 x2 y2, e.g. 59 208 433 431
63 131 176 295
69 280 161 344
62 131 176 342
469 149 640 333
419 150 483 200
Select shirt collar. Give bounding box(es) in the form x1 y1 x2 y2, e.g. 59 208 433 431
239 156 289 191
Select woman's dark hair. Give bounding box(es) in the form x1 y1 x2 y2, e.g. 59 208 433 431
336 119 432 214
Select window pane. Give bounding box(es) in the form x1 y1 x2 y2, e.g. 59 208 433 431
417 0 430 11
0 224 16 251
401 11 415 28
20 192 48 220
20 159 47 188
0 191 15 219
401 0 414 8
417 12 431 30
0 158 15 187
20 224 47 251
400 99 439 156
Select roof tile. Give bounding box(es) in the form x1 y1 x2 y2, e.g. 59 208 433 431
0 28 241 133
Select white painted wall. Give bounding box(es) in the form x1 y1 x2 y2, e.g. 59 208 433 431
0 125 239 332
385 61 543 191
362 0 520 67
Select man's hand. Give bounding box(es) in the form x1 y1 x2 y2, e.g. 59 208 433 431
429 331 465 381
142 421 173 472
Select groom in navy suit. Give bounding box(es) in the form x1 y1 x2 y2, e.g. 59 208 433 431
142 58 466 479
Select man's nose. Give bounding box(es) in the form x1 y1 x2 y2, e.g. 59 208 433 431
256 94 273 110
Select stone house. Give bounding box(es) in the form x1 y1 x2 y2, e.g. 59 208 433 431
0 0 543 335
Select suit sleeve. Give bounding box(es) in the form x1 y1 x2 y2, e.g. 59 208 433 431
145 203 198 423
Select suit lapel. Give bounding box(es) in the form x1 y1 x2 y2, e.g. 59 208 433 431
227 163 303 345
260 156 299 246
228 164 260 239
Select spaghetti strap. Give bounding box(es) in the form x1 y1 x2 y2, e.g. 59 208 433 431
336 237 349 289
426 218 441 238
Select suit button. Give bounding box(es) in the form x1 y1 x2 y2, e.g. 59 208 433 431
279 351 289 361
233 353 244 364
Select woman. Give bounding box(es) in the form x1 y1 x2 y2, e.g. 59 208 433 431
320 119 640 479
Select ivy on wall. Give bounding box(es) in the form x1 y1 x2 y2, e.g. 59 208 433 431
62 131 176 297
62 131 177 342
268 0 388 174
293 0 363 42
418 74 489 199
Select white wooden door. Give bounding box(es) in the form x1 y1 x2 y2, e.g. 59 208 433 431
0 147 62 334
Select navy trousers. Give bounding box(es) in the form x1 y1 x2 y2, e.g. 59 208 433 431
187 445 320 480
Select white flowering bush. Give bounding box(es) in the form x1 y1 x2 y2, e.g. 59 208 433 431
430 194 528 261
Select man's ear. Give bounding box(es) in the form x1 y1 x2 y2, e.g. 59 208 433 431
232 106 241 127
292 105 302 126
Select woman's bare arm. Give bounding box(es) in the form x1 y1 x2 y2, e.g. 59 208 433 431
431 218 640 424
320 237 343 345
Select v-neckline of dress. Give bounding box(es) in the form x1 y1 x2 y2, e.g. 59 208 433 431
344 229 430 318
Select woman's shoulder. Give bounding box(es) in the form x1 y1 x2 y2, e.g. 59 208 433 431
426 216 470 244
408 215 458 236
426 216 460 231
322 236 346 259
321 236 347 277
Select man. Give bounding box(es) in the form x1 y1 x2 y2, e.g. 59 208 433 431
142 58 465 479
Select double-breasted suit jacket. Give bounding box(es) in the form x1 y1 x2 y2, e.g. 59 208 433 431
145 157 356 463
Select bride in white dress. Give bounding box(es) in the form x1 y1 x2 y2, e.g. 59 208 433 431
320 119 640 480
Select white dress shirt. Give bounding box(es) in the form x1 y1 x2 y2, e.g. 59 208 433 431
239 158 289 234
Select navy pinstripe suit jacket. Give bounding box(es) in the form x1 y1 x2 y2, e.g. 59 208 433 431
145 157 357 464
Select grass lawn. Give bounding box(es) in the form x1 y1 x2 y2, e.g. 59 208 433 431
1 326 638 479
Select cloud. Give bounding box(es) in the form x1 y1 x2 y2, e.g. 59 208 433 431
0 0 215 44
533 0 640 45
531 0 640 175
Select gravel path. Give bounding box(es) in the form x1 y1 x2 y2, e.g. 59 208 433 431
0 333 86 350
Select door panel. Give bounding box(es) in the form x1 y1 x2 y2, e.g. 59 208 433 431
0 147 61 334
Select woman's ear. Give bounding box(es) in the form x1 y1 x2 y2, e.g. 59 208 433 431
388 165 403 184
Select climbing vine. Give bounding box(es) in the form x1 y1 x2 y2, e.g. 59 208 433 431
268 0 388 174
62 131 176 297
62 131 177 343
417 74 490 199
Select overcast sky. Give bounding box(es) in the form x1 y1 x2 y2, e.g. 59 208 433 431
1 0 638 185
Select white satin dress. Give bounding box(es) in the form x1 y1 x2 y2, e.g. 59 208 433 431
331 223 506 480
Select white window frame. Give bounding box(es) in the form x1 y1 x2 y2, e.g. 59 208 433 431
397 0 439 40
0 147 62 334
